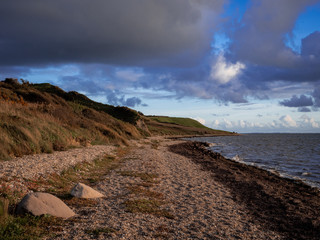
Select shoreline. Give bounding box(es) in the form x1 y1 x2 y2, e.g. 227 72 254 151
2 137 319 239
169 141 320 239
181 134 320 190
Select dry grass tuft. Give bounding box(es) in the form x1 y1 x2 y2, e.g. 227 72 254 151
127 185 164 199
124 199 174 219
119 171 159 183
0 80 143 160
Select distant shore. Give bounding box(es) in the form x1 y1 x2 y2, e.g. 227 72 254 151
169 141 320 239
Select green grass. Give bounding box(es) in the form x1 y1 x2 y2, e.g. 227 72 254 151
148 116 209 129
0 214 63 240
145 115 234 136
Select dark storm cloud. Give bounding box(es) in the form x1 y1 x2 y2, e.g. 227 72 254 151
298 107 311 112
0 0 223 67
227 0 318 67
2 0 320 107
279 94 314 107
301 31 320 58
107 92 146 107
217 0 320 104
312 85 320 107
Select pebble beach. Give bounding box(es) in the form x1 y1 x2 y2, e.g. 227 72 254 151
1 137 319 239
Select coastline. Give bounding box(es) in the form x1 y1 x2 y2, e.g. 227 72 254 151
183 133 320 189
2 137 319 239
169 141 320 239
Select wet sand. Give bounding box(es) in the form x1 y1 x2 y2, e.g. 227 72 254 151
169 141 320 240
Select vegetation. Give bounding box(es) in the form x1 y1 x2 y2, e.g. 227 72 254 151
0 78 234 239
0 214 63 240
145 116 233 136
121 169 174 219
31 83 141 124
124 199 174 219
0 148 128 239
0 78 233 160
84 227 116 237
119 171 159 183
148 116 210 129
0 79 143 160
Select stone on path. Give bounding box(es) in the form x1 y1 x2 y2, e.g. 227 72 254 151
71 183 104 199
17 192 75 219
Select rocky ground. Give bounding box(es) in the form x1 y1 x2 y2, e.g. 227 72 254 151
1 137 320 239
0 145 116 196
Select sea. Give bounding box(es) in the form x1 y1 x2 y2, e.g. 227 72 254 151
188 133 320 189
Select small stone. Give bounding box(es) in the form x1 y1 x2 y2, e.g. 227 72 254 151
17 192 75 219
71 183 104 198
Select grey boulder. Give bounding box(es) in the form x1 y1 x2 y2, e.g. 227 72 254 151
71 183 104 198
17 192 75 219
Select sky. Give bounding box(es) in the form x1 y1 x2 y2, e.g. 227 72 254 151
1 0 320 133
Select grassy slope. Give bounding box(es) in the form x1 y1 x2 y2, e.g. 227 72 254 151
145 116 233 136
148 116 210 129
0 79 233 160
0 79 142 160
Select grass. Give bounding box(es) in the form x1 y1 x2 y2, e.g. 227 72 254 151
0 146 130 239
0 79 234 160
0 214 63 240
32 82 141 124
124 199 174 219
0 80 142 160
119 171 159 183
119 166 174 219
41 152 123 197
148 116 210 129
84 227 116 237
127 185 164 199
145 116 234 136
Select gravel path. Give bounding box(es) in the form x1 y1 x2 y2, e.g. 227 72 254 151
46 138 282 239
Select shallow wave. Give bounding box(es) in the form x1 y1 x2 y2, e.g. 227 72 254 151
188 134 320 189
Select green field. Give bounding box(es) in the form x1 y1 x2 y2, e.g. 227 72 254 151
148 116 210 129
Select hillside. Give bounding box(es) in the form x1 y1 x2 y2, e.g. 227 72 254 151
145 116 233 136
0 78 233 160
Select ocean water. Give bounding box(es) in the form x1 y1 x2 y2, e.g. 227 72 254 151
189 134 320 189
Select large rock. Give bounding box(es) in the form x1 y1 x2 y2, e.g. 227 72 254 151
17 192 75 219
71 183 104 198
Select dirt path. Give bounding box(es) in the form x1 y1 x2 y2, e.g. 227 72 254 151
46 138 283 239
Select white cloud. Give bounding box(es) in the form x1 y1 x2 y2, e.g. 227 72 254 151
280 115 297 127
239 119 245 128
192 117 206 125
210 54 245 84
211 113 320 133
300 114 319 128
115 69 144 82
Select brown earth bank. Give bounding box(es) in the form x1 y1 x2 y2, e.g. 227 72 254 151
169 141 320 240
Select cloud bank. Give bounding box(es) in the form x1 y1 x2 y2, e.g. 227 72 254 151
0 0 223 67
1 0 320 110
211 114 319 133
